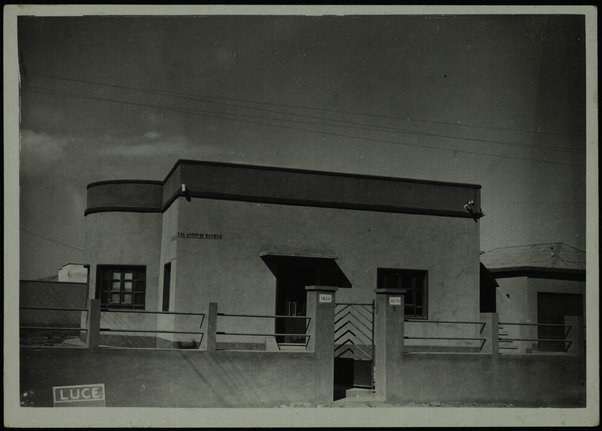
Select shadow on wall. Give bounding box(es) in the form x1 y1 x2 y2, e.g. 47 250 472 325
20 347 330 407
394 353 585 407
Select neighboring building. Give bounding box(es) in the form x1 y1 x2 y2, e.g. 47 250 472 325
20 264 89 328
58 263 89 283
19 279 88 327
84 159 484 352
480 242 585 354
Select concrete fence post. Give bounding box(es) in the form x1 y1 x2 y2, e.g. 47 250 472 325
479 312 499 355
86 298 101 349
374 288 405 402
564 315 584 357
205 302 218 351
305 285 337 404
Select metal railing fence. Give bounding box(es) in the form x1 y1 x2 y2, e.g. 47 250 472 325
403 319 487 352
216 312 312 349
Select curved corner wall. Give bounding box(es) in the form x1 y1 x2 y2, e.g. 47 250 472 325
84 181 164 331
85 181 163 215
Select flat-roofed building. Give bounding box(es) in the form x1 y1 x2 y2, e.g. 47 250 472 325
84 159 484 361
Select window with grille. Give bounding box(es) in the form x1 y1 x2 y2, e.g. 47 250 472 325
377 268 428 318
97 265 146 309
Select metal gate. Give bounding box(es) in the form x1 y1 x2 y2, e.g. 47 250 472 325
334 302 374 389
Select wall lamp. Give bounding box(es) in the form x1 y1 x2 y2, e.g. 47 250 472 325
181 184 191 202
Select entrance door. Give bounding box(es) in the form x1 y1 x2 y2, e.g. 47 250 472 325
275 264 314 344
261 254 351 344
537 292 583 352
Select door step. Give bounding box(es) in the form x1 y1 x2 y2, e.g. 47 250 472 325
344 387 381 401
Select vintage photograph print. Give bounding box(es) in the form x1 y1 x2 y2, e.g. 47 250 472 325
4 5 598 428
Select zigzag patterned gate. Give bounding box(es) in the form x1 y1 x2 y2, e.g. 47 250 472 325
334 302 374 388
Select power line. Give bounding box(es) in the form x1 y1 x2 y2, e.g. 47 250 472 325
23 83 583 156
20 227 84 251
28 72 585 152
23 85 586 168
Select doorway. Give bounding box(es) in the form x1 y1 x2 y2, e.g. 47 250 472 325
537 292 583 352
261 254 351 344
275 261 315 344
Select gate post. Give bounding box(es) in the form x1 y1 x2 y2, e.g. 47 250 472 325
374 288 404 402
86 298 101 349
205 302 218 351
306 286 337 404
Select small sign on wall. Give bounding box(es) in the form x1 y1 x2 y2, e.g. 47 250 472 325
171 232 222 241
53 383 106 407
389 296 402 306
319 293 332 303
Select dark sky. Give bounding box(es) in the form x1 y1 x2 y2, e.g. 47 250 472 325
17 14 586 279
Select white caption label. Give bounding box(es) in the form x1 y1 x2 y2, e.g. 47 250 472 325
389 297 402 306
319 293 332 303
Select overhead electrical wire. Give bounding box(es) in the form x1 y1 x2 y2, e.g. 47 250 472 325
28 72 586 154
29 71 583 141
20 227 84 251
22 85 586 168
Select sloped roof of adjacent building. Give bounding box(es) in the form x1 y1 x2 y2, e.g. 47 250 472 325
480 242 585 280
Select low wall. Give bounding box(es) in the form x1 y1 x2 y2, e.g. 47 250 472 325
20 347 330 407
394 353 586 407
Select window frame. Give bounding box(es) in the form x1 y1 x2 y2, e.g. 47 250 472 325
96 265 147 310
377 267 428 319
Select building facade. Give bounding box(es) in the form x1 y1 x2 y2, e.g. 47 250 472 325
481 242 585 354
84 160 484 349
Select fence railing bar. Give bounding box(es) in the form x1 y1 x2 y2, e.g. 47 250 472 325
498 322 570 328
20 326 87 331
100 328 204 335
305 318 312 333
216 331 311 338
19 344 88 349
498 338 570 343
405 319 486 326
104 309 205 317
20 306 88 312
217 313 310 320
404 336 486 341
